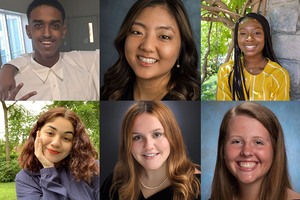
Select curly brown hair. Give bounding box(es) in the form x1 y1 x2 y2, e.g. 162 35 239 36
18 107 99 183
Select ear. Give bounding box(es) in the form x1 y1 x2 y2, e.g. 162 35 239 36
26 25 32 39
36 130 40 137
62 24 67 39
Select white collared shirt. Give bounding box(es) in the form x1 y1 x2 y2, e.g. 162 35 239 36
7 50 99 101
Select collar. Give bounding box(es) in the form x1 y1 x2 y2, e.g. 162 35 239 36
30 53 63 82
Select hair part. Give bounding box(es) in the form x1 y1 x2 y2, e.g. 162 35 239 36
27 0 66 22
210 102 291 200
229 13 278 100
18 107 99 183
110 101 200 200
101 0 200 100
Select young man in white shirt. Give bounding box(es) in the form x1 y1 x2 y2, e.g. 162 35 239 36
0 0 99 100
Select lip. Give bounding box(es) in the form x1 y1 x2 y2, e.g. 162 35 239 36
40 40 55 48
136 56 158 67
47 148 60 155
244 45 257 51
142 153 159 160
236 161 258 171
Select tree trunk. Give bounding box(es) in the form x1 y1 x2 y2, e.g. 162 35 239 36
1 101 10 162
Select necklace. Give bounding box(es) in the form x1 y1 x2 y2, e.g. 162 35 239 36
246 57 266 73
233 196 259 200
140 177 168 190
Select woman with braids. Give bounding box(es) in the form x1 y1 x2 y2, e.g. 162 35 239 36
210 102 300 200
217 13 290 101
101 0 200 101
100 101 200 200
15 107 99 200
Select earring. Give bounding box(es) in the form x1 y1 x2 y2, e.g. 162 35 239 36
176 58 180 68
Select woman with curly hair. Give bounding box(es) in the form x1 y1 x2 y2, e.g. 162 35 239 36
217 13 289 101
101 0 200 101
16 107 99 200
210 102 300 200
100 101 200 200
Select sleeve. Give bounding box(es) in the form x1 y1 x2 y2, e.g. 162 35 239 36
272 68 290 101
5 53 31 71
90 161 100 199
15 168 69 200
216 64 233 101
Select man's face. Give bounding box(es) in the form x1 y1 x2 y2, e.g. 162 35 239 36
26 5 66 63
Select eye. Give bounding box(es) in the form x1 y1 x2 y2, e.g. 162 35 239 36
63 137 71 141
159 35 170 40
255 141 263 145
132 30 142 35
133 135 143 140
52 24 60 29
239 32 246 35
46 132 53 136
153 133 162 138
232 140 241 144
254 32 262 35
34 23 42 28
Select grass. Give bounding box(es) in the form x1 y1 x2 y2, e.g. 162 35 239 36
0 182 17 200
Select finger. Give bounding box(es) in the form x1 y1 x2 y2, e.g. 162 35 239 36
18 91 37 101
11 80 16 91
6 83 23 100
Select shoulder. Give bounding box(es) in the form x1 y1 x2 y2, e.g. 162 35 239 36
287 188 300 200
61 50 98 60
265 59 289 78
218 60 234 75
5 53 32 70
100 172 115 199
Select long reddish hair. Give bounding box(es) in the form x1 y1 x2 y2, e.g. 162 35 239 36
110 101 200 200
18 107 99 183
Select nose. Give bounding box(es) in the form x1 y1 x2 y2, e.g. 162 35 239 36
51 136 61 147
240 143 253 157
246 33 254 42
139 34 156 52
144 137 154 150
43 26 51 38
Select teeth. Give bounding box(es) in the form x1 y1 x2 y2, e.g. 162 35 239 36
42 41 52 44
143 153 158 157
239 162 257 168
138 56 157 64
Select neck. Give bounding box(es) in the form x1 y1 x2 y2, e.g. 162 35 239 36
134 72 172 101
244 54 265 69
34 51 60 68
235 180 262 200
140 162 168 186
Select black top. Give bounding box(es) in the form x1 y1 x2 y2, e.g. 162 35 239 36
101 82 200 100
100 173 200 200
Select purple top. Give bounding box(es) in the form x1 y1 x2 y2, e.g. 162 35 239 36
15 162 99 200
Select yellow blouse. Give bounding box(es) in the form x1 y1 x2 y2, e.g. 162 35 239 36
217 59 290 101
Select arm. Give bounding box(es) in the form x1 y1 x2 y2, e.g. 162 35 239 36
273 69 290 101
216 66 233 101
15 168 68 200
0 64 37 100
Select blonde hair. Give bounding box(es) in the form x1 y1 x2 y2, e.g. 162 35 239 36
110 101 200 200
210 102 292 200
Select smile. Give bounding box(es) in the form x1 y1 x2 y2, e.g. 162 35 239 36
143 153 159 157
41 40 54 47
244 45 256 51
47 148 60 155
238 161 258 168
138 56 157 64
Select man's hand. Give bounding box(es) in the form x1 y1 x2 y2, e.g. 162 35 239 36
0 64 37 100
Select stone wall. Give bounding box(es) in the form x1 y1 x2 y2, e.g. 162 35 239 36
264 0 300 100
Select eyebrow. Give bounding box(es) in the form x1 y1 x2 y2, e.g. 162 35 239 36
132 21 175 33
46 125 74 134
132 128 164 135
32 19 62 24
239 27 263 30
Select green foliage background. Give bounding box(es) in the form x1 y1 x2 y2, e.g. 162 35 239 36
201 0 250 100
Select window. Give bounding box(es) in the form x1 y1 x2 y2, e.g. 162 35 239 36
0 10 29 65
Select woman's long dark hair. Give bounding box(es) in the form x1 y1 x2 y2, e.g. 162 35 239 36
101 0 200 100
229 12 278 100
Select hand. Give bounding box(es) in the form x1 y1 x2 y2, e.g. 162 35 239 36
0 64 37 100
1 83 37 101
34 131 54 168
